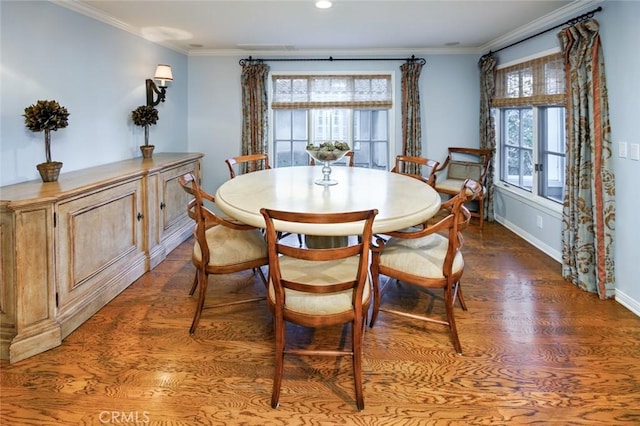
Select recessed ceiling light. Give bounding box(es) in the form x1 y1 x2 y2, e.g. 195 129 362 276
315 1 333 9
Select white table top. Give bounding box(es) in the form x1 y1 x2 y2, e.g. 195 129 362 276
215 166 441 236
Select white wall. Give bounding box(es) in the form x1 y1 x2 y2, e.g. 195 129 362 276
0 1 188 186
493 0 640 314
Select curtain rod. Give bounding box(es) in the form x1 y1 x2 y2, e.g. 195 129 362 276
239 54 426 66
481 6 602 60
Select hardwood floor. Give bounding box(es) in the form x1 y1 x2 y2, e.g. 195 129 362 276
2 221 639 425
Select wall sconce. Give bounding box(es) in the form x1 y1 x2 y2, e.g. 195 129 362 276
146 64 173 107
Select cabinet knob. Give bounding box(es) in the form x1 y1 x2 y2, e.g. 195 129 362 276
137 212 144 221
160 202 166 210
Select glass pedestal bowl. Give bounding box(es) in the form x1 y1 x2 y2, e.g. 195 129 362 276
306 149 350 186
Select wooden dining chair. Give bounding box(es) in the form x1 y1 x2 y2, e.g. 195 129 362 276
178 172 268 335
225 153 302 247
309 150 355 167
434 147 492 228
369 179 482 354
260 207 378 411
391 155 440 187
225 153 271 179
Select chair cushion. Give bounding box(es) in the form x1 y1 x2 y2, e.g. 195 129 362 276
436 178 484 197
436 178 466 194
193 226 267 266
379 233 464 279
268 256 370 316
447 161 483 180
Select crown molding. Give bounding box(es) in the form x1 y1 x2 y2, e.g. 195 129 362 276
479 0 604 54
50 0 189 55
189 47 481 58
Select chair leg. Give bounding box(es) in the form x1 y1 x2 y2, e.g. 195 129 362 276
369 262 381 328
188 270 198 296
478 197 484 228
444 285 462 355
352 316 365 410
271 316 285 408
453 280 468 311
189 271 207 335
297 234 303 247
253 266 268 289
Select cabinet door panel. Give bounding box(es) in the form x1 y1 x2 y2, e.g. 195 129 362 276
70 191 137 285
160 163 197 237
56 179 145 313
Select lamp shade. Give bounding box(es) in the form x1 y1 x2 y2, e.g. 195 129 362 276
154 64 173 85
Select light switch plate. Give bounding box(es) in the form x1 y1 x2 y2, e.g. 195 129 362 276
630 143 640 161
619 141 628 158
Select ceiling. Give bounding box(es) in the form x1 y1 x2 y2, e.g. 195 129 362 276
57 0 595 56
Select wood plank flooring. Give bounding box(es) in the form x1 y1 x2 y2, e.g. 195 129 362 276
2 221 639 425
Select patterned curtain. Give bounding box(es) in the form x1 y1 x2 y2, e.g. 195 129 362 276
400 61 423 175
558 19 615 299
241 63 270 172
478 54 497 222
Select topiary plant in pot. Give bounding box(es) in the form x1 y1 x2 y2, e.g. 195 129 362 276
131 105 159 159
23 99 70 182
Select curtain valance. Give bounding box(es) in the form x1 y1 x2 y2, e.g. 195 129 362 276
271 74 392 109
493 53 565 108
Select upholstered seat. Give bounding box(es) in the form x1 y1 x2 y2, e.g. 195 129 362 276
194 225 267 268
378 234 464 278
268 256 370 317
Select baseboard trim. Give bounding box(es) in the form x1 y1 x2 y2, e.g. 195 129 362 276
493 215 561 262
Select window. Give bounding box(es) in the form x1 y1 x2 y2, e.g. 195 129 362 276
494 53 566 205
271 74 392 169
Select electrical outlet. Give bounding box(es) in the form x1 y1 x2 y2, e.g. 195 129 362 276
630 143 640 161
619 141 628 158
536 215 543 228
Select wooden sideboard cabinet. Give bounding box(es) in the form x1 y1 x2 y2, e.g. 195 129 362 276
0 153 202 363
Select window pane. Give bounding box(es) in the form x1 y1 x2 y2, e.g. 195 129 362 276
543 107 565 153
371 110 388 140
354 111 370 140
501 108 533 193
542 153 564 202
539 106 566 203
275 140 291 167
505 109 521 146
292 110 307 140
352 142 368 167
522 108 533 148
293 141 309 166
371 141 387 169
522 149 533 190
275 110 291 140
506 146 520 185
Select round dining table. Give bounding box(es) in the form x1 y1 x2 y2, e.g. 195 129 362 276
214 166 441 237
